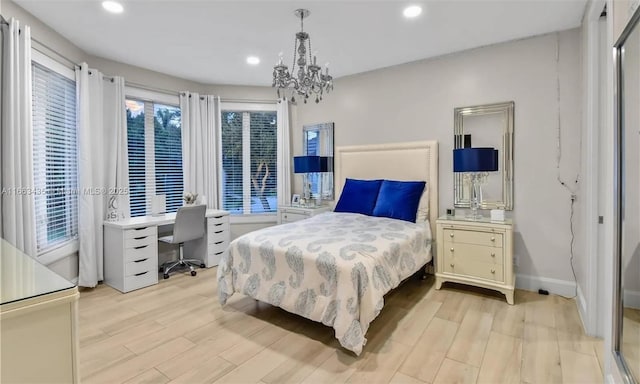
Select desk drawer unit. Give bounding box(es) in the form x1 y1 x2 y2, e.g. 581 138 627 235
206 215 230 267
183 213 231 268
104 225 159 293
436 218 514 304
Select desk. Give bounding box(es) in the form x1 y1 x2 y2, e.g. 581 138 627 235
104 209 230 293
1 239 79 383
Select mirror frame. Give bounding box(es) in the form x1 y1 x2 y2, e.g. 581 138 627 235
453 101 514 210
303 122 335 201
614 5 640 383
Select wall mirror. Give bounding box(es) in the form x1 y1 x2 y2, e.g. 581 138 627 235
615 6 640 382
303 122 334 200
454 101 514 210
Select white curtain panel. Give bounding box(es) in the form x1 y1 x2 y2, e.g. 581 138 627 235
277 99 292 207
180 92 219 208
104 76 130 218
77 65 103 287
1 18 37 256
77 67 129 287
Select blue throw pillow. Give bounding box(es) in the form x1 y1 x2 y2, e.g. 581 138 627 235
372 180 426 222
334 178 382 216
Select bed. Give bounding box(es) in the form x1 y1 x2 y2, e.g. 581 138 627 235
217 141 439 355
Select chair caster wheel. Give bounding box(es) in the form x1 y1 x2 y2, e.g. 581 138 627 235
191 270 197 277
159 267 164 273
163 273 170 279
200 263 206 268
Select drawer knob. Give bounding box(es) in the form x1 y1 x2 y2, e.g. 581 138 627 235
491 269 496 274
450 247 454 252
491 237 496 241
450 263 454 267
449 233 454 238
491 252 496 257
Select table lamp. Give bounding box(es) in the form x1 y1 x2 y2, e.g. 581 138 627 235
293 155 329 207
453 147 498 219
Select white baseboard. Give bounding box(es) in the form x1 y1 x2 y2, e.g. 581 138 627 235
623 289 640 309
576 283 588 331
515 273 577 297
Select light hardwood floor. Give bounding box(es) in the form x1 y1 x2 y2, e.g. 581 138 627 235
79 267 604 384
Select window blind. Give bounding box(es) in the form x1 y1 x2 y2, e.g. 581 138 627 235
126 99 183 217
32 61 78 253
153 103 183 213
126 99 146 217
221 108 277 215
221 111 244 213
249 112 277 213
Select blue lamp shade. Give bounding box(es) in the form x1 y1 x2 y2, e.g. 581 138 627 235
453 148 498 172
294 156 330 173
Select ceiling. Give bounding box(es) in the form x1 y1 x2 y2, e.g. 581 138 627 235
14 0 588 86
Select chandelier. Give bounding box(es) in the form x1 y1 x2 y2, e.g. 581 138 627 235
272 9 333 104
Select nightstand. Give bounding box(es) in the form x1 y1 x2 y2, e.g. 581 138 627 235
435 215 514 304
277 205 331 224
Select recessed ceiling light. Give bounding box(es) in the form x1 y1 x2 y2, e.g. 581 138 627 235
246 56 260 65
403 5 422 18
102 1 124 14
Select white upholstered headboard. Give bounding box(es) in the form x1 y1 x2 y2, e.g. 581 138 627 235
334 141 439 236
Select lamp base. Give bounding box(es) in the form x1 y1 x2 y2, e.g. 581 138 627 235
466 172 485 220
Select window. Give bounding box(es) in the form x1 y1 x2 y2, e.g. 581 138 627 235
31 58 78 254
126 97 182 217
221 104 278 215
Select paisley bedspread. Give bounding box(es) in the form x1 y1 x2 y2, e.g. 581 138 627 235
216 212 432 355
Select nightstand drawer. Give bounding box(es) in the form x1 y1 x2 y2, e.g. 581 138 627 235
443 242 503 265
443 228 503 248
444 260 504 282
281 212 309 222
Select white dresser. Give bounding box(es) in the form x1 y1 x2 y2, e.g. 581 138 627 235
104 209 230 293
1 240 79 383
435 216 514 304
277 205 331 224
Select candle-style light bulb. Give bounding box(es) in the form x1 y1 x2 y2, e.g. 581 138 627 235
278 52 284 65
325 62 329 75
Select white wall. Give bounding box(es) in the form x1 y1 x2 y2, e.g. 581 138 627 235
295 29 583 292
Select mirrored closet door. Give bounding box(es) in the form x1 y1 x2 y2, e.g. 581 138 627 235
615 6 640 382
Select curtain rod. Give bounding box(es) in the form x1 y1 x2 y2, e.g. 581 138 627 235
96 75 179 97
32 38 79 70
221 98 277 104
126 81 179 96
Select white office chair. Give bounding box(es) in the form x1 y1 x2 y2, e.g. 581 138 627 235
159 204 207 279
